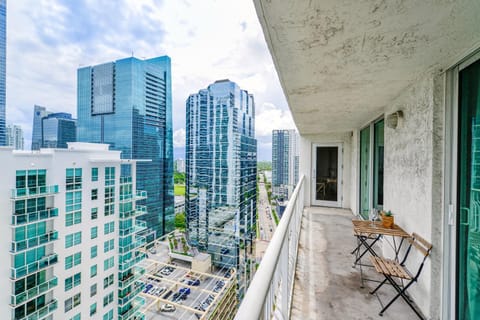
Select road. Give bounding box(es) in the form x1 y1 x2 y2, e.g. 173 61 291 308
255 174 277 262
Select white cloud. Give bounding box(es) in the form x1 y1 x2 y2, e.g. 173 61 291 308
6 0 292 158
173 128 185 148
255 103 296 138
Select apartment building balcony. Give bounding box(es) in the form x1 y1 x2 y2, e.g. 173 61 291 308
11 253 58 279
11 231 58 253
135 190 147 201
118 267 146 289
118 296 145 320
10 276 58 306
119 205 147 219
17 298 58 320
10 185 59 199
118 282 144 306
11 208 58 225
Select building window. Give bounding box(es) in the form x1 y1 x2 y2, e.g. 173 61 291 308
64 293 81 312
103 256 114 271
65 252 81 270
103 291 114 307
66 168 82 191
104 221 114 235
91 168 98 182
104 239 114 253
65 191 82 227
91 245 98 258
103 309 113 320
65 232 82 248
91 188 98 200
90 284 97 297
90 302 97 316
69 313 81 320
65 272 81 291
90 265 97 278
103 274 114 289
91 226 98 239
91 207 98 220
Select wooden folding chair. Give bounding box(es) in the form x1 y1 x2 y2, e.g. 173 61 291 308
369 233 432 319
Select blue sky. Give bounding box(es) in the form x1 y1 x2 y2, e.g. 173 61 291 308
6 0 295 161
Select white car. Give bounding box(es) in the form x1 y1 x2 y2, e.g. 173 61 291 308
160 304 176 312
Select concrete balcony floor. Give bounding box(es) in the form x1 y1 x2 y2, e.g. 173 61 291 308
292 207 421 320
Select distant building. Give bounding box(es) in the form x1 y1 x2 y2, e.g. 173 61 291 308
0 0 6 146
272 129 299 199
31 105 77 150
186 79 257 296
77 56 174 238
175 158 185 173
6 124 24 150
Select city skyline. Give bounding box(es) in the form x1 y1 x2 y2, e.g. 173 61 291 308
5 0 295 161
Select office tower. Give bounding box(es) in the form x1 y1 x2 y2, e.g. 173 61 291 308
0 0 6 146
31 106 76 150
186 79 257 295
272 129 299 199
175 159 185 173
77 56 174 238
0 143 147 320
6 124 24 150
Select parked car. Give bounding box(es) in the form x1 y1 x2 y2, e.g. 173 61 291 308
143 284 153 293
179 287 191 295
160 304 175 312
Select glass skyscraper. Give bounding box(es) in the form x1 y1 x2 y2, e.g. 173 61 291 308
272 129 299 199
0 0 6 146
31 106 77 150
77 56 174 238
186 79 257 296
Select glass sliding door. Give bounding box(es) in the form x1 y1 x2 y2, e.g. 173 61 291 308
373 120 384 210
457 58 480 320
359 127 371 219
312 144 342 207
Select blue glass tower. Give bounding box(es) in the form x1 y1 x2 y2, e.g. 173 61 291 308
0 0 6 146
77 56 174 238
31 107 77 150
186 80 257 295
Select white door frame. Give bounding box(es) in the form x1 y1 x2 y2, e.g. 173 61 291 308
311 143 343 207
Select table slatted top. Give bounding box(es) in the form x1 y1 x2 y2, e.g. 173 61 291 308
352 220 411 238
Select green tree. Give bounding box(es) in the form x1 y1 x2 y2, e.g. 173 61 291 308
174 172 185 184
175 213 186 230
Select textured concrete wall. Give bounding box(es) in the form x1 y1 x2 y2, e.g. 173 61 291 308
383 71 445 319
299 132 353 209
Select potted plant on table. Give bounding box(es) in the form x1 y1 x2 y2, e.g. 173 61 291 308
381 210 394 228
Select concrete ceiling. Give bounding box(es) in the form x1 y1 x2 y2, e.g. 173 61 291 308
253 0 480 135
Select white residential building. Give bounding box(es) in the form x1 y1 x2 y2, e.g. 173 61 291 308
6 124 24 150
0 142 148 320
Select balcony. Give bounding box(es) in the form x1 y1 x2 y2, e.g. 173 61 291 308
118 296 145 320
11 185 59 199
11 208 58 225
118 283 144 306
135 190 147 201
119 268 146 289
119 205 147 219
11 276 58 306
11 231 58 253
18 298 57 320
236 177 419 319
11 253 58 279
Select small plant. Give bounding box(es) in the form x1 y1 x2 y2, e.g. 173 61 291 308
383 210 393 216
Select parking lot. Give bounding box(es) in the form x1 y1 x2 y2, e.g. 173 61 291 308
137 243 236 320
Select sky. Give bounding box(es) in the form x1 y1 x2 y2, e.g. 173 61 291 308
6 0 296 161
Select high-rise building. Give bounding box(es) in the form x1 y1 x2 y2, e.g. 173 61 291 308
31 106 76 150
0 143 147 320
77 56 174 238
185 79 257 295
175 159 185 173
6 124 24 150
272 129 299 199
0 0 6 146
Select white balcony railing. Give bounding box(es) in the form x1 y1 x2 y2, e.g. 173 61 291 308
235 175 305 320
